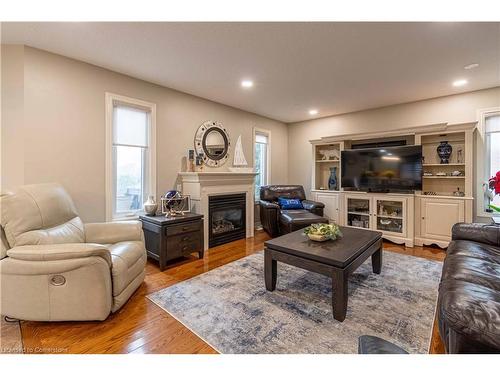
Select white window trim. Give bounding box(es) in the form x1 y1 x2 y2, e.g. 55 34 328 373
105 92 156 221
476 107 500 218
253 127 271 202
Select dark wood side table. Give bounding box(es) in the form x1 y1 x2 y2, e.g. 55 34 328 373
139 213 204 271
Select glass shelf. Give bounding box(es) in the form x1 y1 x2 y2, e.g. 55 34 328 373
348 211 370 216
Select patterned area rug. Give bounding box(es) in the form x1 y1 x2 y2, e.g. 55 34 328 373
148 251 442 354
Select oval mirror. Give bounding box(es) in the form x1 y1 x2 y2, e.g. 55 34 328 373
194 121 230 167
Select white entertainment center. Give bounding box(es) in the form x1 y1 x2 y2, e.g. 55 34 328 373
310 122 475 248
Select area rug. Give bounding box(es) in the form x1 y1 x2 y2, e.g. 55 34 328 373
148 251 443 354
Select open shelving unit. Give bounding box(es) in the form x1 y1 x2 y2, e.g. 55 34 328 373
417 130 472 197
312 142 343 191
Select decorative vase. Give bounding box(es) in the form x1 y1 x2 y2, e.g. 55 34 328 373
328 167 338 190
144 196 158 216
437 141 452 164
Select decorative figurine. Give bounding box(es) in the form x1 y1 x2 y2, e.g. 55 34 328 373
437 141 452 164
319 148 340 161
195 153 204 171
453 187 465 197
228 135 254 172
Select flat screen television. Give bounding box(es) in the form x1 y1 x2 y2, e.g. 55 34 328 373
341 145 422 193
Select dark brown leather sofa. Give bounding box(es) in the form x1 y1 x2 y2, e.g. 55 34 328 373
259 185 328 237
437 222 500 353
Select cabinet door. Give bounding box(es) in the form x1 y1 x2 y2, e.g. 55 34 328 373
373 197 406 237
315 193 339 223
345 195 371 229
420 198 464 241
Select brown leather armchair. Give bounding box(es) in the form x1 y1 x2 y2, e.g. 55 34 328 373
259 185 328 237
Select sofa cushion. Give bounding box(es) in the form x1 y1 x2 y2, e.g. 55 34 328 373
279 210 329 233
438 279 500 351
109 241 147 297
441 254 500 291
14 217 85 246
1 183 83 247
260 185 306 202
447 240 500 264
278 197 304 210
439 235 500 352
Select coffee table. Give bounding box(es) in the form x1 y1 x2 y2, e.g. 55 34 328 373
264 226 383 322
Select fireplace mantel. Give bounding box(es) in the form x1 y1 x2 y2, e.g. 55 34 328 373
178 172 257 250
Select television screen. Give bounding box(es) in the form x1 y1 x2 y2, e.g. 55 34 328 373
341 145 422 192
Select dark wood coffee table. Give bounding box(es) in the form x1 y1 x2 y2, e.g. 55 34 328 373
264 226 383 322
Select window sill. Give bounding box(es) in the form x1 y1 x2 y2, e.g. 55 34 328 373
477 211 500 219
112 213 141 222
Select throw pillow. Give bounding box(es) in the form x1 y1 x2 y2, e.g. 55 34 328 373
278 197 304 209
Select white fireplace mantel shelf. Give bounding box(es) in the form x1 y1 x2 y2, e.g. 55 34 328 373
178 171 257 250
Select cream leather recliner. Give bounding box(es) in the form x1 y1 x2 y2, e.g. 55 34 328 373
0 183 147 321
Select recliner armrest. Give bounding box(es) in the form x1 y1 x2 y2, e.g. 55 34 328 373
6 243 112 266
451 223 500 247
259 200 280 210
85 221 143 244
302 199 325 210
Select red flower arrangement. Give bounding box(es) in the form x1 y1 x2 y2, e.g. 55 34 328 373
488 171 500 213
489 171 500 195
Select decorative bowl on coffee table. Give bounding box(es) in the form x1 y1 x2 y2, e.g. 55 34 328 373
304 223 342 242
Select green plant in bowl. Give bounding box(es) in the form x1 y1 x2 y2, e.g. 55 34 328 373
304 223 342 242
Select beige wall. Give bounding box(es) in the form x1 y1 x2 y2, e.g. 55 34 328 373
2 46 288 222
1 45 25 190
288 87 500 195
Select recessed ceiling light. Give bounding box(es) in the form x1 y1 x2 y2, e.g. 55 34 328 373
464 63 479 70
452 79 468 87
309 109 318 115
241 80 253 88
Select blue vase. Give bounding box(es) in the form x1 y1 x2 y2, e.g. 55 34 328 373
328 167 338 190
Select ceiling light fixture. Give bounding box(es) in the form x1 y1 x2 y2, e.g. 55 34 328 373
452 79 468 87
309 109 318 115
464 63 479 70
241 80 253 88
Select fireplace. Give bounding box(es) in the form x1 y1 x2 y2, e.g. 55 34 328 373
208 193 246 247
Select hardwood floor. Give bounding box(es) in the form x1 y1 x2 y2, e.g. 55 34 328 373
1 230 446 354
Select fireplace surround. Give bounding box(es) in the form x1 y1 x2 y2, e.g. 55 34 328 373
177 172 257 250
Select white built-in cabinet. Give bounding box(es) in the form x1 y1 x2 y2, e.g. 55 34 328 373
311 191 341 224
344 192 414 247
414 196 473 248
309 122 476 249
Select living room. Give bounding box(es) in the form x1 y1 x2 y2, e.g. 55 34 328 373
1 1 499 373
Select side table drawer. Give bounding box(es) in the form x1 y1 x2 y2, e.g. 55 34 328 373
166 220 201 237
168 232 203 259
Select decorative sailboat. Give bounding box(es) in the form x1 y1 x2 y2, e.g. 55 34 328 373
228 135 254 173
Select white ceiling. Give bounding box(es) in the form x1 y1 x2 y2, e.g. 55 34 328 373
2 22 499 123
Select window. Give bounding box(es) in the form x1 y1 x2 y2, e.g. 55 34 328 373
485 112 500 211
254 128 270 200
106 93 156 221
